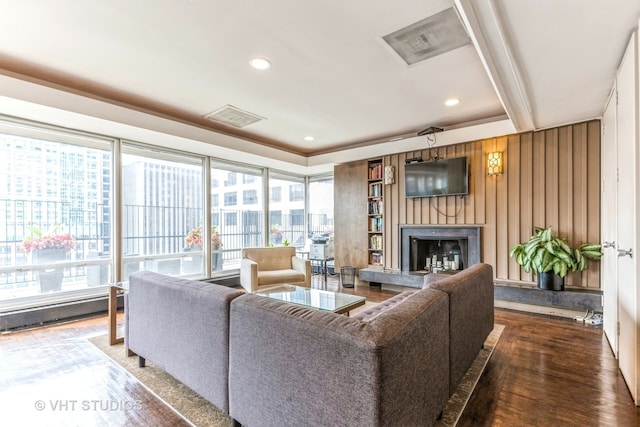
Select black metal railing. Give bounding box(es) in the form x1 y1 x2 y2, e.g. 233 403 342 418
0 200 333 297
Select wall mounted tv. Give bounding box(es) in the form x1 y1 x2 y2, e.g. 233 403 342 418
404 156 469 198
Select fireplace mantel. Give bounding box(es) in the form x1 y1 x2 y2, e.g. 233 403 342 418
400 226 481 272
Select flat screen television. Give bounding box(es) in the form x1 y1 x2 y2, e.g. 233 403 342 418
404 156 469 198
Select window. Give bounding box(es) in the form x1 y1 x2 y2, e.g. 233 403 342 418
224 172 237 186
225 212 238 226
211 160 264 269
289 183 304 202
0 119 114 310
269 171 305 248
309 175 334 236
0 115 335 315
121 143 205 280
243 189 258 205
224 192 237 206
270 186 281 202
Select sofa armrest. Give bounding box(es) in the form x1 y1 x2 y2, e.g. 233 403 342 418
423 272 450 288
229 290 449 426
424 263 494 394
240 258 258 292
126 271 243 412
291 256 311 287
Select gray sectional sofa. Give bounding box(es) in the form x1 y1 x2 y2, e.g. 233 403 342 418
125 264 494 426
125 271 244 413
423 263 495 395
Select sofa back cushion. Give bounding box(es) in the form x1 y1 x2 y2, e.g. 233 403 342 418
228 289 450 426
241 246 295 271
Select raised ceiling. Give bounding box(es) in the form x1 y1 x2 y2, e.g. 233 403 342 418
0 0 638 169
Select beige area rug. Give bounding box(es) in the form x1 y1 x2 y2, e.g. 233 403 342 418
89 317 504 427
435 323 504 426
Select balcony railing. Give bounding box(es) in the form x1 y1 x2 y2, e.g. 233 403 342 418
0 200 332 307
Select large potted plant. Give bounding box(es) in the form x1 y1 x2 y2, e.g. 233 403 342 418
184 225 223 272
510 226 602 291
22 224 76 293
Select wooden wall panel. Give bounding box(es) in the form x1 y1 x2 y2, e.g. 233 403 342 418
472 141 485 225
545 128 560 229
507 134 522 280
518 132 534 282
334 160 368 270
586 120 602 287
557 126 573 246
372 120 601 289
532 130 546 235
384 153 401 269
495 136 509 279
334 120 601 289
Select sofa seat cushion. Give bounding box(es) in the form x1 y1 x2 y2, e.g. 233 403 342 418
258 269 305 286
352 290 417 322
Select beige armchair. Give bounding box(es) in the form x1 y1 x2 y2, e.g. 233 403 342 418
240 247 311 293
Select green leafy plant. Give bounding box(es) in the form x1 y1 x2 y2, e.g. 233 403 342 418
510 226 602 278
21 224 76 254
573 243 604 271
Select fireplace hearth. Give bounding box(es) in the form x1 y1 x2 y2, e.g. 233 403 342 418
400 226 481 273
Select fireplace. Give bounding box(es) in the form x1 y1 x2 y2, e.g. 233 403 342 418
400 226 481 273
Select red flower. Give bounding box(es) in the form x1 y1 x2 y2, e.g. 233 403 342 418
22 225 76 255
185 226 223 248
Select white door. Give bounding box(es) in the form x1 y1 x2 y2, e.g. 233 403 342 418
615 33 638 404
601 89 618 356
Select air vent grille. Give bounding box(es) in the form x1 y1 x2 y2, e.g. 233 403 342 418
204 105 265 128
383 7 470 65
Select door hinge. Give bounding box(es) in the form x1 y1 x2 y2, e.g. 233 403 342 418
617 321 621 336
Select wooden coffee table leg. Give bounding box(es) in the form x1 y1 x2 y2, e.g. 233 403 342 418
108 285 124 345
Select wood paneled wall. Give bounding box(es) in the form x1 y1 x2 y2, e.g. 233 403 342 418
336 120 601 290
334 160 369 271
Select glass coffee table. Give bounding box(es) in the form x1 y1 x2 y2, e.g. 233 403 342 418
256 285 366 315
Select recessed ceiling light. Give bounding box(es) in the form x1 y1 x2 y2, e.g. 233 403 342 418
250 57 271 70
445 98 460 106
304 136 314 141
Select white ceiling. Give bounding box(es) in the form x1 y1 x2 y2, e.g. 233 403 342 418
0 0 638 172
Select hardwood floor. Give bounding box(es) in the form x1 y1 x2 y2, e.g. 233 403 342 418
1 274 638 426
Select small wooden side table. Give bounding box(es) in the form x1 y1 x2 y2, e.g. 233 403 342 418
108 281 129 345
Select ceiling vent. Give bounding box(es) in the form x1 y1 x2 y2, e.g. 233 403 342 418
204 105 265 128
383 7 470 65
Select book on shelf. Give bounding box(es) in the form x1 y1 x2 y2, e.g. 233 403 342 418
369 252 383 265
368 162 382 180
368 182 382 197
369 234 383 250
368 199 383 215
369 217 383 232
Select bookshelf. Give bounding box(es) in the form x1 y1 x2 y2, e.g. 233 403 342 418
367 159 384 267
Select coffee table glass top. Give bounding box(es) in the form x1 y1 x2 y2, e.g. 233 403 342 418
256 285 365 314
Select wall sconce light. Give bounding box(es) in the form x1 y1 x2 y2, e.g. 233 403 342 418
487 151 503 175
384 165 395 185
